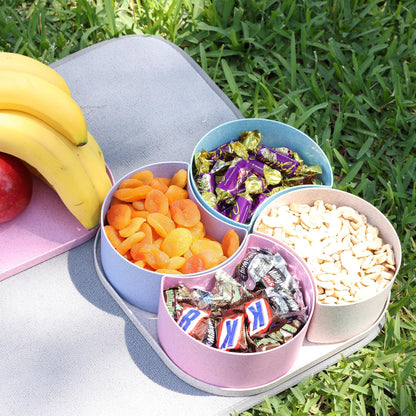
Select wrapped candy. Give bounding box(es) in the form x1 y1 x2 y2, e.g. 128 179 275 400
215 159 250 201
229 192 253 225
164 247 307 353
193 129 323 224
255 145 301 177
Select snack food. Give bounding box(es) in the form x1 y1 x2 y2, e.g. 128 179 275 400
104 168 241 273
256 200 396 304
193 130 323 224
164 247 308 353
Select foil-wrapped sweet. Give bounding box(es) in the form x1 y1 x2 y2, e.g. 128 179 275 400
193 130 322 224
164 247 307 353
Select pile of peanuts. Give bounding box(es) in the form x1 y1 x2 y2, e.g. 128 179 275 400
256 200 396 305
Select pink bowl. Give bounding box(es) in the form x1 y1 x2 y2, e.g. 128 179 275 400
157 233 316 389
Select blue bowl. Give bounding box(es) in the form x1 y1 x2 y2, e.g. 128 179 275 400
100 161 248 313
189 118 333 230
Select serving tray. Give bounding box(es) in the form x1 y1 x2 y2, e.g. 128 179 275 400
93 229 388 397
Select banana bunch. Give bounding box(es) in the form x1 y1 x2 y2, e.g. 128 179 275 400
0 52 112 230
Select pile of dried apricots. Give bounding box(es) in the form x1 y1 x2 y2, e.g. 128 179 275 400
104 168 240 274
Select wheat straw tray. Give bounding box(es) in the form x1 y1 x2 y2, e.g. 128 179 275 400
93 229 389 397
0 168 113 282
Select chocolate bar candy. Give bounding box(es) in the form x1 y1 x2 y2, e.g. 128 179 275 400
177 305 211 342
216 311 248 351
196 172 216 194
201 191 218 209
265 286 306 320
164 288 179 319
244 295 273 337
238 129 262 151
194 149 214 174
215 159 250 201
255 144 301 177
229 192 253 225
202 317 217 347
246 158 282 187
211 140 249 161
235 249 259 290
249 332 283 352
212 269 252 308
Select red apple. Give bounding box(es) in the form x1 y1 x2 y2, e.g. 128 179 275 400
0 152 33 224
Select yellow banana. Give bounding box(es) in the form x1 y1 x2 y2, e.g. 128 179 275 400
0 51 71 95
0 110 100 229
74 134 113 206
86 131 106 164
0 70 87 146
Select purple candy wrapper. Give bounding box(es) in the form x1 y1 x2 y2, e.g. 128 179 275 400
193 129 323 225
215 159 250 201
256 145 301 177
229 193 253 225
211 140 248 161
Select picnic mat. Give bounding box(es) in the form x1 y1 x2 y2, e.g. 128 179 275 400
0 35 382 416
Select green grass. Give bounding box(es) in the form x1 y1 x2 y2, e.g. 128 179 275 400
1 0 415 414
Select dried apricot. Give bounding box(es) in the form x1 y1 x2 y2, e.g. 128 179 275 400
141 245 170 270
113 185 153 202
221 229 240 258
107 203 131 230
185 221 206 240
130 170 153 185
145 189 169 215
118 178 144 189
170 199 201 227
196 251 224 269
150 178 169 193
191 238 223 257
132 200 145 211
116 231 146 256
130 223 153 261
180 255 205 274
119 217 146 238
107 168 241 275
147 212 176 238
167 256 187 270
165 185 188 203
154 177 171 187
130 209 149 219
139 222 153 242
161 228 193 257
130 242 151 262
110 197 123 206
134 260 146 268
171 169 188 188
104 225 124 249
153 237 164 249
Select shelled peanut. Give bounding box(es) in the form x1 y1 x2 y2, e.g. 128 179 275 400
104 168 240 274
256 200 396 304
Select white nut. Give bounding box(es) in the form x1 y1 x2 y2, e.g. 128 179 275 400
257 200 396 304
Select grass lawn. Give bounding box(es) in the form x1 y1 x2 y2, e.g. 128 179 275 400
1 0 415 414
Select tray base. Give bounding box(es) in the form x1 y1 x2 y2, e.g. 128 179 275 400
93 230 387 397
